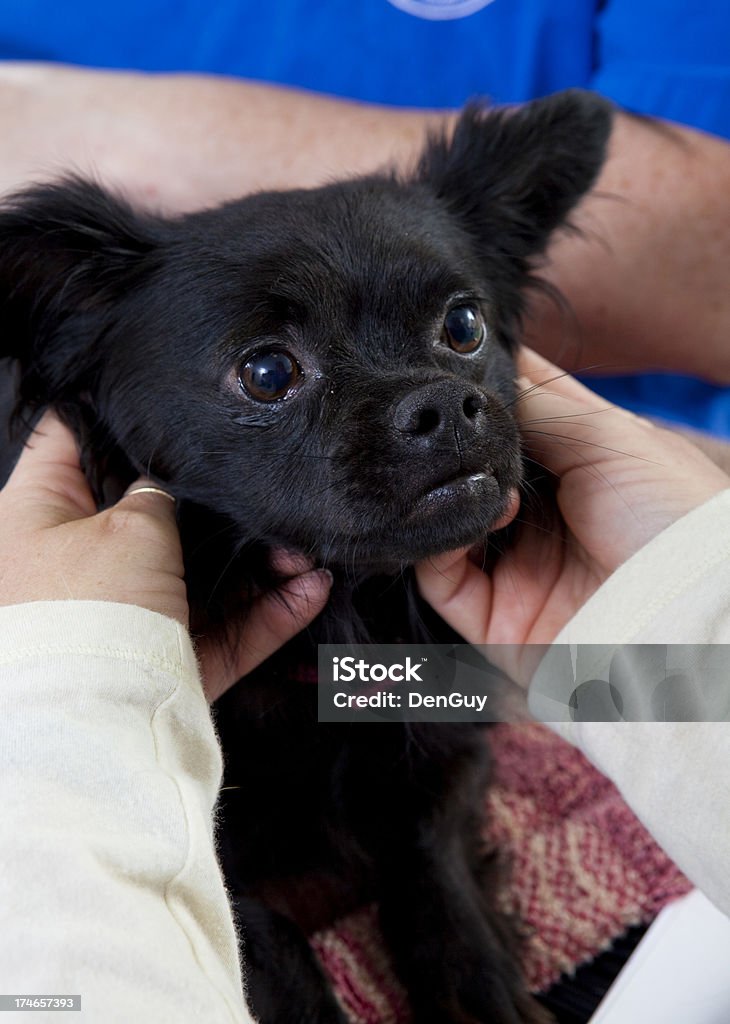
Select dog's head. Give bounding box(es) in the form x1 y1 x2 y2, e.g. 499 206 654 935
0 90 611 598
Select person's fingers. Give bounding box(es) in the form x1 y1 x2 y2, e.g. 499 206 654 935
114 478 184 589
517 348 729 570
415 548 494 647
515 347 650 477
121 479 178 526
199 568 333 701
270 548 318 577
516 347 624 405
4 411 97 522
10 411 81 476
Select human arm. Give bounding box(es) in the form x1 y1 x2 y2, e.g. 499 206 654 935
0 413 331 1020
525 112 730 383
0 62 438 212
0 602 252 1023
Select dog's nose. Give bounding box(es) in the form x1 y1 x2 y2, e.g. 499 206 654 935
392 381 487 442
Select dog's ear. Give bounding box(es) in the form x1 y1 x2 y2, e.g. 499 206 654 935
0 176 164 413
416 89 613 268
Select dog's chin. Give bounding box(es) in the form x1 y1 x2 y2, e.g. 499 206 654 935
316 474 520 573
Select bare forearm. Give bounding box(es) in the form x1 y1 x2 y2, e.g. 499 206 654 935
526 111 730 382
0 63 438 210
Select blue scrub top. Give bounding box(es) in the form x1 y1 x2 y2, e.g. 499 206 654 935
1 0 728 432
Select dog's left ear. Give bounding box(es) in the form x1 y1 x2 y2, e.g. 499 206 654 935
416 89 613 269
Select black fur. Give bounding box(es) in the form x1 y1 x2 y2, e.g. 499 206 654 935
0 90 613 1023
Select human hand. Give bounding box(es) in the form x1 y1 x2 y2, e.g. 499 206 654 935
416 349 729 685
0 411 332 700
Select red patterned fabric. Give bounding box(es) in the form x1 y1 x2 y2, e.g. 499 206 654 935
311 723 691 1023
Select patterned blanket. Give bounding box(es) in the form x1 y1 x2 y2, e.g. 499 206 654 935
311 723 691 1023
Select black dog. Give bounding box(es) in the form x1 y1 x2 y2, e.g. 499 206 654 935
0 89 612 1024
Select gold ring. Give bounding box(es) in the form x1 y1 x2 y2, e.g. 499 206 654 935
126 485 176 503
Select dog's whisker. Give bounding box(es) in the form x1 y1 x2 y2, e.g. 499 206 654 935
510 363 626 407
197 451 335 462
520 409 610 427
509 370 576 405
510 513 565 540
522 426 660 465
523 431 646 517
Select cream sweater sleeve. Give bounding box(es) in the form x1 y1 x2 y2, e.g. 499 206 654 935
0 601 252 1024
529 489 730 916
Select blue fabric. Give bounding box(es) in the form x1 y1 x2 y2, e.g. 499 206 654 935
0 0 728 432
584 375 730 436
594 0 730 137
0 0 595 106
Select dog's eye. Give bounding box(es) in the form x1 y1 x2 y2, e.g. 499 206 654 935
239 349 301 402
441 306 485 354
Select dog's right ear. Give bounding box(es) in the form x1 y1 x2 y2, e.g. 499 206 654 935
0 176 164 412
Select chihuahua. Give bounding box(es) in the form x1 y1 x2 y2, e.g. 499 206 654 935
0 89 612 1023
